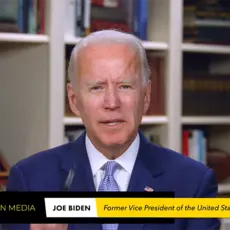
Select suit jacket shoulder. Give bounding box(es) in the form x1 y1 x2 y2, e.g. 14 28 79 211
141 138 217 197
7 140 80 191
149 142 209 176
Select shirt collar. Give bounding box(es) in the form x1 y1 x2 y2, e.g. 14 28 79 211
85 133 140 176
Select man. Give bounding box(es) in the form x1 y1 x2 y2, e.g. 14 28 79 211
5 30 220 230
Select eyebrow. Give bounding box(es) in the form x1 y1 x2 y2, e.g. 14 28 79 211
86 78 136 87
87 80 106 87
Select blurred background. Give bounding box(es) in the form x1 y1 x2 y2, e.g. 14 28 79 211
0 0 230 228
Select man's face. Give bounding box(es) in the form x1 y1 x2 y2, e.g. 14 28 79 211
67 42 151 152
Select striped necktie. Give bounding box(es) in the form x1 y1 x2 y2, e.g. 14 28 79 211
98 161 120 230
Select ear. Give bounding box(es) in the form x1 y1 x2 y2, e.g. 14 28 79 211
143 80 151 114
66 83 81 117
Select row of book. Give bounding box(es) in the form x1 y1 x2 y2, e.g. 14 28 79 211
182 129 207 165
146 53 165 116
184 0 230 44
2 0 230 46
66 0 148 40
182 128 230 184
0 0 45 34
183 73 230 115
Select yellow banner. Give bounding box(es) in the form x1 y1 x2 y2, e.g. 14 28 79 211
95 198 230 218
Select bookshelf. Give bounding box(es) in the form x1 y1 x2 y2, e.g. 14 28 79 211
0 33 49 43
182 116 230 125
1 0 230 199
182 43 230 54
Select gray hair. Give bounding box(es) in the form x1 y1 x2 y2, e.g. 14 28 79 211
68 29 150 88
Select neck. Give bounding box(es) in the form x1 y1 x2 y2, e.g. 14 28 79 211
87 132 138 160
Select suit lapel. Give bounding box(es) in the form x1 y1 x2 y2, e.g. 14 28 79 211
118 132 166 230
60 132 101 230
128 132 165 192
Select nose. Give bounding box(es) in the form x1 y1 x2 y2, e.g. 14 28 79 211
104 87 120 110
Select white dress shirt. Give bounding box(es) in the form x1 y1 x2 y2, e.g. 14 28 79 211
85 133 140 191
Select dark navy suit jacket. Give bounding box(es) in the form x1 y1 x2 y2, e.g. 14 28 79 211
4 131 220 230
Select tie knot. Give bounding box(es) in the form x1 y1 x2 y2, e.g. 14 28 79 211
102 161 120 176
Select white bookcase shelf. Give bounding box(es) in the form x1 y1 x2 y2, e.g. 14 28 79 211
0 33 49 43
141 116 168 125
65 35 168 50
182 116 230 125
218 183 230 194
182 43 230 54
141 41 168 50
64 117 83 126
64 35 81 44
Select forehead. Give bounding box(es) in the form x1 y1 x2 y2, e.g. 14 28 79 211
76 42 141 82
74 43 140 84
79 42 137 59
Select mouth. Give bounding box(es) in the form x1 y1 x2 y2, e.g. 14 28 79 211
100 119 125 126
